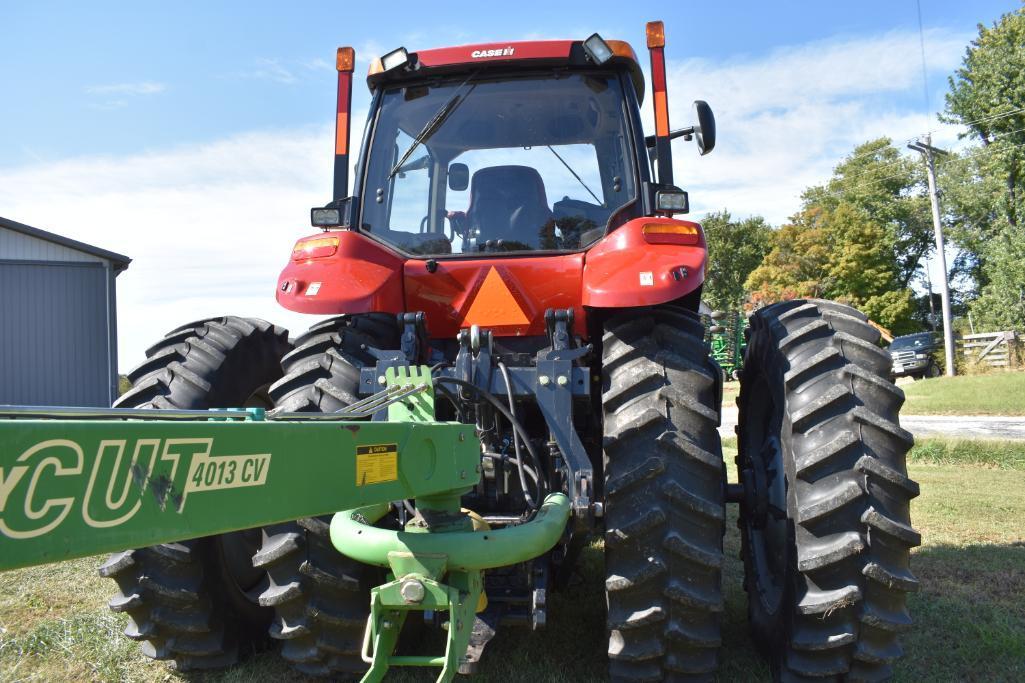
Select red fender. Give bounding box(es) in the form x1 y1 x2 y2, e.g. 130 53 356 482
581 217 706 309
276 231 405 315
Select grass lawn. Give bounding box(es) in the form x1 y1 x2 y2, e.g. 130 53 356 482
2 439 1023 682
901 371 1025 415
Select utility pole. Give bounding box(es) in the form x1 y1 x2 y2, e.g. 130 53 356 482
909 134 955 376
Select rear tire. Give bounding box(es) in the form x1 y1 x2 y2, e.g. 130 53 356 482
602 306 725 681
256 314 398 677
737 300 919 681
100 317 290 670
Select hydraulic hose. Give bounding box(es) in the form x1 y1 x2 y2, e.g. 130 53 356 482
434 376 549 492
498 361 538 509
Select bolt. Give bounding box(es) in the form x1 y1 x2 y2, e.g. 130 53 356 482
556 375 568 386
382 620 394 629
459 432 466 442
400 579 426 604
460 470 467 479
378 375 387 385
539 375 551 386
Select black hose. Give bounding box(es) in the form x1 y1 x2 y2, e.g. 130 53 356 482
498 361 538 509
434 375 549 491
432 382 465 422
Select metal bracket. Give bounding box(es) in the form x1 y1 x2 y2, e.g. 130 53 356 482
536 309 594 525
398 312 428 363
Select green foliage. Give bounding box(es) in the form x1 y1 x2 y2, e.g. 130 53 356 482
808 138 933 289
746 140 923 332
942 7 1025 330
700 210 772 310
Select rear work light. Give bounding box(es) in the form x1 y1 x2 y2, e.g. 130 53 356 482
642 222 701 245
292 235 340 261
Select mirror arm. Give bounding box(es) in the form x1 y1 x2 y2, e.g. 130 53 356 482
644 126 696 149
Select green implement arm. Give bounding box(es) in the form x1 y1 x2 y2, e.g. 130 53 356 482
0 367 572 682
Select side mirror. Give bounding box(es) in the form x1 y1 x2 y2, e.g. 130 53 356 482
311 197 352 228
448 163 469 191
693 100 715 155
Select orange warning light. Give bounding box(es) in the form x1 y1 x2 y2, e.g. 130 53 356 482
336 46 355 72
646 21 665 49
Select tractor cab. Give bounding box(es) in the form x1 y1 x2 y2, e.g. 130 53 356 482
360 67 641 256
277 30 716 340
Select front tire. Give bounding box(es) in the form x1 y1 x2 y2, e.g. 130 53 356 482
737 300 919 681
602 306 726 681
99 317 290 670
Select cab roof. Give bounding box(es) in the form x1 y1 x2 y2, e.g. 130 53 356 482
367 39 645 103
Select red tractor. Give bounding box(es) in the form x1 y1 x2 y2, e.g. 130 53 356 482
106 21 918 682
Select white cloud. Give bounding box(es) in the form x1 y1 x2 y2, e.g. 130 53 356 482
0 126 340 371
85 82 166 95
658 28 971 223
241 58 299 84
1 27 980 370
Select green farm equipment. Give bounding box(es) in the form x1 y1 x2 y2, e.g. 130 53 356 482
708 310 748 380
0 367 567 682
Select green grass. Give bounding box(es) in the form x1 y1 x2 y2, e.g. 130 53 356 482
909 437 1025 469
2 440 1024 681
901 371 1025 415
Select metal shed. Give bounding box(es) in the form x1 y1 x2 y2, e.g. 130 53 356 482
0 217 130 407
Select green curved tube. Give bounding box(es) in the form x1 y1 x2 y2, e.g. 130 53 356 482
330 493 570 571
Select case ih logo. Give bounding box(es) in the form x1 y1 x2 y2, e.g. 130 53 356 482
471 47 514 59
0 438 270 539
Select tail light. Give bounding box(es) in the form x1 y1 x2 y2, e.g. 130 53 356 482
292 236 339 261
641 222 701 245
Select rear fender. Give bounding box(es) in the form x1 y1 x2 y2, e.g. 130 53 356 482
582 217 706 308
276 231 406 314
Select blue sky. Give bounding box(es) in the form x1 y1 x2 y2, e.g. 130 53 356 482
1 1 1014 165
0 1 1020 367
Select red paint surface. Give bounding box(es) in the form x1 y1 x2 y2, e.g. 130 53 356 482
276 220 708 339
404 255 585 338
276 231 405 315
416 41 574 67
581 217 706 308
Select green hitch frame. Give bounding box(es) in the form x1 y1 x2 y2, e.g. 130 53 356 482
332 493 570 682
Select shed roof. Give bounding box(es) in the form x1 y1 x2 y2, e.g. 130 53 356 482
0 216 131 272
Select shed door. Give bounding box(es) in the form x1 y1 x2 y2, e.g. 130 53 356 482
0 261 112 406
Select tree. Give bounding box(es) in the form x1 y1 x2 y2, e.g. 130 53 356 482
805 138 933 289
745 139 925 333
746 206 832 304
701 210 772 311
942 6 1025 330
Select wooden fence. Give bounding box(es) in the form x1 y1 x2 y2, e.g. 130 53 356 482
958 331 1020 368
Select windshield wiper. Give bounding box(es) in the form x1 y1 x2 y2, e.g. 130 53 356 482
546 145 602 204
388 83 477 179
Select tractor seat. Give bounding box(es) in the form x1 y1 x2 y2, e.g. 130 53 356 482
466 165 554 247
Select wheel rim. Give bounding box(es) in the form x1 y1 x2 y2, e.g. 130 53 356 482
741 373 789 617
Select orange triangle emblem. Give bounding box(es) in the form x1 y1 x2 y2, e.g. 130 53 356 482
462 267 530 327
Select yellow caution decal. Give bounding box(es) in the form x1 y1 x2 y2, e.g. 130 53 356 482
356 444 398 486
